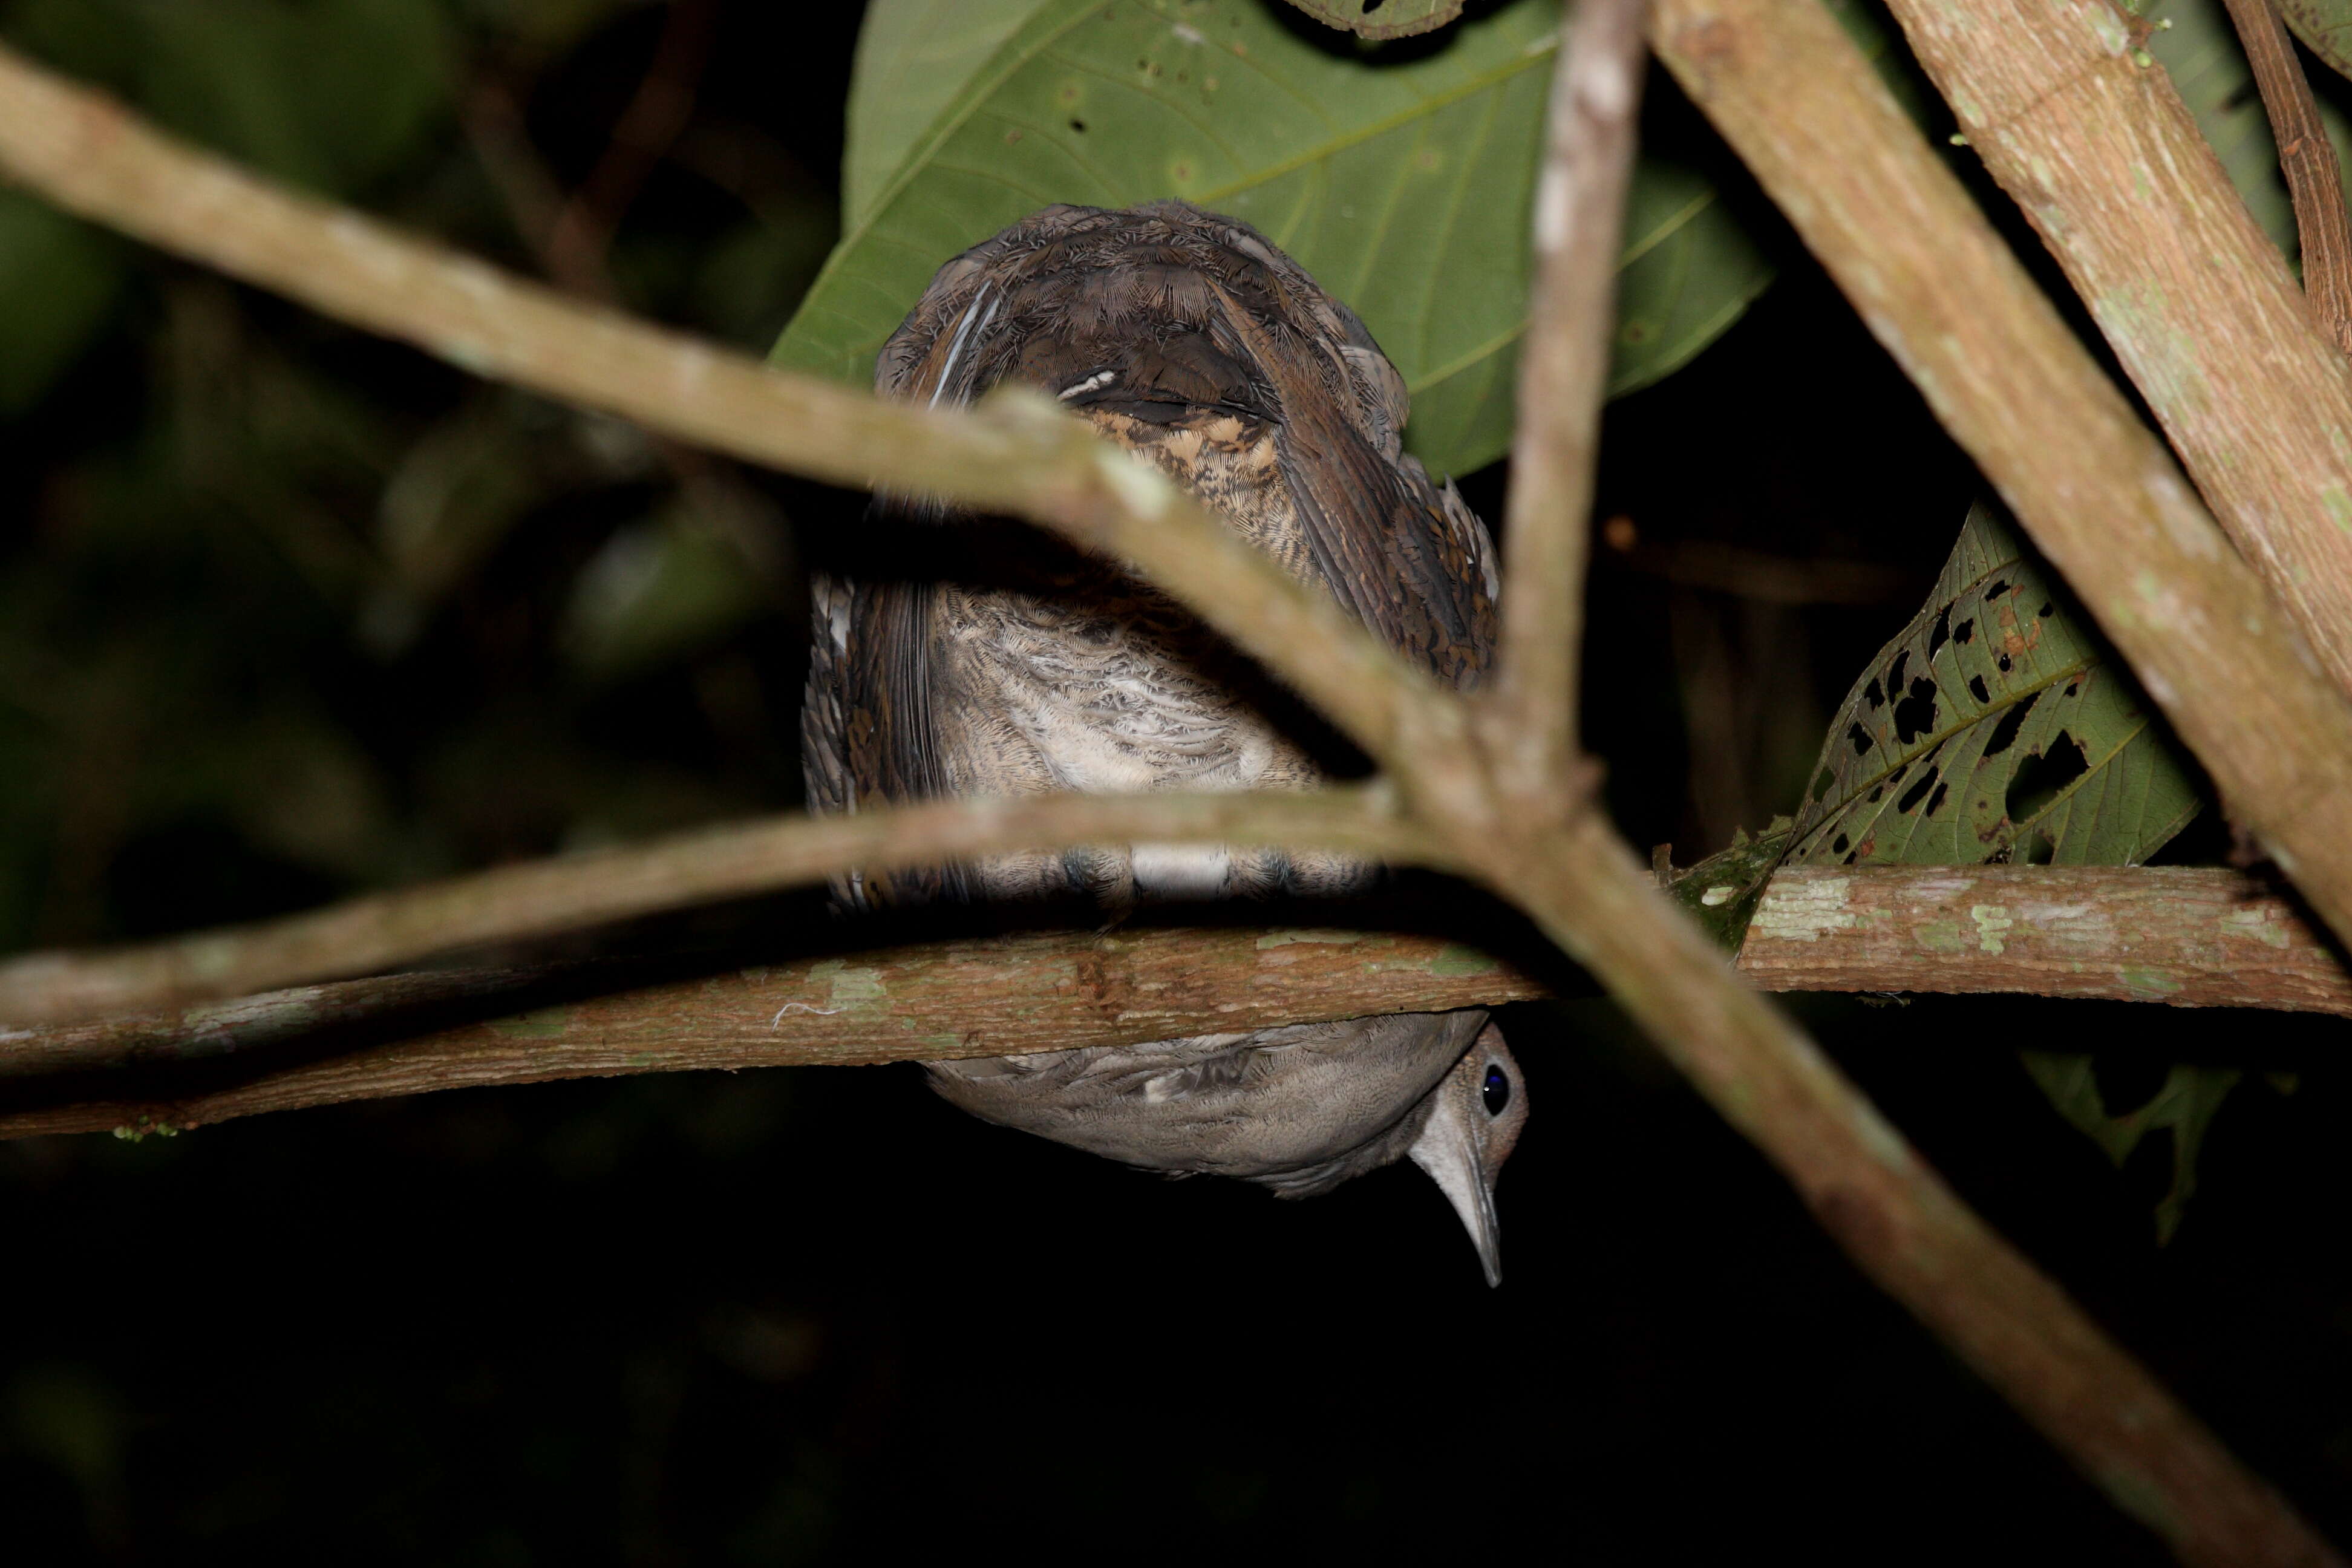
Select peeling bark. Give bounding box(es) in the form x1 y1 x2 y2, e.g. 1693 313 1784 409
1739 865 2350 1015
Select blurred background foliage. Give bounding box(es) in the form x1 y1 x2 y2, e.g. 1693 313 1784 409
0 0 839 961
0 0 2345 1560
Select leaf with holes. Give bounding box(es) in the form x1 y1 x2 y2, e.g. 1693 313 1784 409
1279 0 1465 40
777 0 1772 477
1787 504 2203 870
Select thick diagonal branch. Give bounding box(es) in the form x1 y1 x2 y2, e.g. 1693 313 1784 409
1492 0 1645 786
0 786 1429 1030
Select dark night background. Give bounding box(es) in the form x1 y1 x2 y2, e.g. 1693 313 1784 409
0 1 2344 1561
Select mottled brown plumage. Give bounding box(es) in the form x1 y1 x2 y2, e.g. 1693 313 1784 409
801 201 1525 1281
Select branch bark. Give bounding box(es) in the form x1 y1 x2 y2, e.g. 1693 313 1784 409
2220 0 2352 354
1492 0 1645 788
0 866 2340 1142
0 785 1430 1030
1877 0 2352 697
1737 864 2351 1016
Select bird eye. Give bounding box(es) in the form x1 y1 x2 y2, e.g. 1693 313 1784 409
1481 1063 1511 1116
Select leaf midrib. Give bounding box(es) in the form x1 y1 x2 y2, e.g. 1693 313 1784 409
1802 553 2082 824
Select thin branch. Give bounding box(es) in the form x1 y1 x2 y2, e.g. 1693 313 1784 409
0 866 2341 1142
1878 0 2352 697
2220 0 2352 354
1492 0 1645 790
0 41 1437 776
1651 0 2352 957
0 785 1432 1031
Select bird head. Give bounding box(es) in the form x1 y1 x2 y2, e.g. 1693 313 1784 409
1407 1021 1527 1288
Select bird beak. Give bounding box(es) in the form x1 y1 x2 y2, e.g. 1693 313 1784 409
1408 1106 1502 1288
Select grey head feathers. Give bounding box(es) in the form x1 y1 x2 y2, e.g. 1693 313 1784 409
1408 1022 1527 1288
800 200 1523 1283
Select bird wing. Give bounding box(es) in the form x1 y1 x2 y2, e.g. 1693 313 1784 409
803 201 1502 906
800 569 969 908
1216 278 1496 690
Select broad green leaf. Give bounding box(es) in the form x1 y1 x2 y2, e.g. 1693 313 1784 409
1788 504 2201 869
0 190 125 414
2019 1054 2242 1244
1279 0 1465 40
843 0 1057 229
1780 505 2215 1237
779 0 1771 477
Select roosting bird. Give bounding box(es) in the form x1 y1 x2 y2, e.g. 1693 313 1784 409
800 201 1527 1284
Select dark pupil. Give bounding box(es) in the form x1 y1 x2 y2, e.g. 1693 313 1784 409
1481 1064 1511 1116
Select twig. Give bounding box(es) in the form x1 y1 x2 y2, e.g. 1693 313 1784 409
1492 0 1645 790
0 865 2342 1141
1877 0 2352 697
2220 0 2352 356
460 27 787 584
0 786 1432 1030
459 78 568 278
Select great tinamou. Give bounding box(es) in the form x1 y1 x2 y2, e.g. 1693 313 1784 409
801 201 1527 1283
